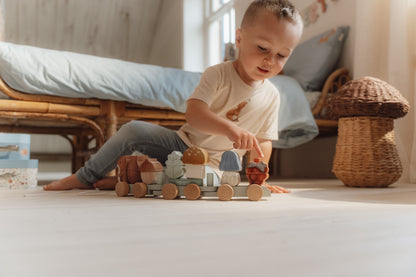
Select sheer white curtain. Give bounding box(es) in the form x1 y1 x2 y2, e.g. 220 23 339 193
353 0 416 183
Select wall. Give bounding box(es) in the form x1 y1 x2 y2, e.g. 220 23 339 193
291 0 356 72
1 0 182 67
148 0 184 68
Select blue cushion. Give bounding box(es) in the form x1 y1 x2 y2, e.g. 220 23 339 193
0 42 201 113
269 75 318 148
284 26 349 91
0 42 319 149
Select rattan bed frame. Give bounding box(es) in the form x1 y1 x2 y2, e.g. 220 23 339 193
0 67 350 172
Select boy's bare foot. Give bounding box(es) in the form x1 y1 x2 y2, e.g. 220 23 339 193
93 176 118 190
43 174 92 191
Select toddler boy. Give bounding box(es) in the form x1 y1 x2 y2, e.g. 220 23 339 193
44 0 303 192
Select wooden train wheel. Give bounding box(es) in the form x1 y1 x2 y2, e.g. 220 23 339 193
184 183 201 200
115 181 130 197
162 183 179 200
217 184 234 201
247 184 263 201
131 182 147 198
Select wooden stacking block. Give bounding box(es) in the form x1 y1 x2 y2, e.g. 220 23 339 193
139 157 164 185
182 147 208 165
185 164 205 179
165 151 185 179
117 155 148 184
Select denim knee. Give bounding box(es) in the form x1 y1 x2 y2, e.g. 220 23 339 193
114 121 150 150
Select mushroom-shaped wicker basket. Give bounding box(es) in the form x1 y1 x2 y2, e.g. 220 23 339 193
329 77 410 187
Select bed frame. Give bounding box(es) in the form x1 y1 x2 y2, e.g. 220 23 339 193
0 67 350 172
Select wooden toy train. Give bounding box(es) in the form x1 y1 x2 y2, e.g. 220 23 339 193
115 147 271 201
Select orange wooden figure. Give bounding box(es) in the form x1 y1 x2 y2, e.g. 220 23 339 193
246 158 290 193
246 158 269 186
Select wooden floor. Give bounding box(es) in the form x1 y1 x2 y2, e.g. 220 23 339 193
1 179 416 277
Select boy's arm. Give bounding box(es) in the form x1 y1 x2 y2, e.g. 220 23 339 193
186 99 264 157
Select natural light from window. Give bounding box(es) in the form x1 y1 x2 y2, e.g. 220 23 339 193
205 0 235 66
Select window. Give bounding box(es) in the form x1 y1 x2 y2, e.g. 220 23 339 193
205 0 236 67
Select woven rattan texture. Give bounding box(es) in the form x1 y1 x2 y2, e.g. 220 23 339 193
332 117 402 187
329 77 410 119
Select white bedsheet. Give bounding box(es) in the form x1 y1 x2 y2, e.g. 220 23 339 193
0 42 318 148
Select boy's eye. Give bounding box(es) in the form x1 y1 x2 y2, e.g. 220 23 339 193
258 46 267 51
277 54 287 58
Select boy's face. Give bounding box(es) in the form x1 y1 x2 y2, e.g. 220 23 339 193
234 9 302 86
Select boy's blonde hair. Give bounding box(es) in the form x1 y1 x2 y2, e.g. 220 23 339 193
241 0 302 28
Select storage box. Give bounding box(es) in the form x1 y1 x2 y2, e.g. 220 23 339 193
0 160 38 189
0 133 31 160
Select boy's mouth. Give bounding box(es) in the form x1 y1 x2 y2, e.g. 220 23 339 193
257 67 270 74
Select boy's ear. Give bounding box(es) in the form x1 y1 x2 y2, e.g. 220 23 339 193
235 29 242 47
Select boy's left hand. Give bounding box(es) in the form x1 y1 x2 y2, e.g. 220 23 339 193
232 135 264 158
229 126 264 158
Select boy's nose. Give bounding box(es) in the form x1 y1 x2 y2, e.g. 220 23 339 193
263 55 275 67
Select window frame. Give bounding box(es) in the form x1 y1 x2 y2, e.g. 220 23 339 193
204 0 235 67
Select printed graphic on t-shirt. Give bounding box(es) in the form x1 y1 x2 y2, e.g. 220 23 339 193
226 100 249 122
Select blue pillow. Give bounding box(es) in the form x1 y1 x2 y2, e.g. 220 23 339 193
269 75 318 148
284 26 349 91
0 42 201 113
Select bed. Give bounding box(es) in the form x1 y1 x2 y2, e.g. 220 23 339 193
0 26 350 172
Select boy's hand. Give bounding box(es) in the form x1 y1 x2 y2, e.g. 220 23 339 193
228 126 264 158
185 99 264 157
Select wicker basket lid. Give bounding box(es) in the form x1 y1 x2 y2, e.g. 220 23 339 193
328 77 410 119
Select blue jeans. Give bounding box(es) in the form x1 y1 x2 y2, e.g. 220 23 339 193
76 121 189 186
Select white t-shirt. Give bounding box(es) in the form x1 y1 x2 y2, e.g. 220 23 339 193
177 61 280 172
